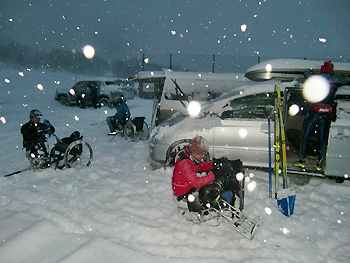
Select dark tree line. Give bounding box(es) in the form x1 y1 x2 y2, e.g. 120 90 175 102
0 41 164 77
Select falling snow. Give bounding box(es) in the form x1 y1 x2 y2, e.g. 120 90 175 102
0 67 349 263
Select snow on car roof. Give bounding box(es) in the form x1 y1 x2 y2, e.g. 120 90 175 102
162 70 252 94
164 70 248 81
137 71 165 79
246 58 350 73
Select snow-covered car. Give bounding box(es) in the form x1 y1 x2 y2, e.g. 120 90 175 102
151 70 252 126
55 79 134 108
149 81 350 181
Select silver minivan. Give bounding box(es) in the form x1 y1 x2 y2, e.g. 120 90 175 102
149 81 350 182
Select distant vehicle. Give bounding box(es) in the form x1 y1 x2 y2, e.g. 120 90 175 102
150 70 253 126
149 80 350 182
136 71 165 99
55 79 134 108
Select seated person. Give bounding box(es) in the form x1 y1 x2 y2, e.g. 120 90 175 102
21 109 55 169
172 136 240 214
106 96 131 135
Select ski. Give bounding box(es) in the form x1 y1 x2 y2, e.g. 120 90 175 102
274 85 281 198
274 83 288 198
276 83 288 189
182 200 259 240
217 201 260 240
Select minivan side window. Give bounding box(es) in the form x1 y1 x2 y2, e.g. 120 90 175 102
221 92 274 119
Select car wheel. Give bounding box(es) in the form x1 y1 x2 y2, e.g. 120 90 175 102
165 139 191 167
58 96 69 106
99 98 110 108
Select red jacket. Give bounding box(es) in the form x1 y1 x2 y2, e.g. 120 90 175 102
172 149 215 196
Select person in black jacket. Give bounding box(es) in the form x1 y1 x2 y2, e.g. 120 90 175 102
293 61 348 171
21 109 55 169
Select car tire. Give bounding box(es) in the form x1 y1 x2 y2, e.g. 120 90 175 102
165 139 210 167
165 139 211 167
165 139 191 167
99 98 110 108
58 96 69 106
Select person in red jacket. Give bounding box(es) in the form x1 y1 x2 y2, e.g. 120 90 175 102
172 136 215 197
172 136 242 226
172 136 226 213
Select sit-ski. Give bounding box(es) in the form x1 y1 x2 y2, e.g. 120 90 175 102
180 199 260 240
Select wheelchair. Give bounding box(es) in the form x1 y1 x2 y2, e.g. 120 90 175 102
115 116 150 142
49 131 93 170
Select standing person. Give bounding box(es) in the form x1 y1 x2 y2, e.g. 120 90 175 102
89 82 99 109
172 136 240 217
21 109 55 170
294 61 348 171
76 93 86 108
106 96 131 135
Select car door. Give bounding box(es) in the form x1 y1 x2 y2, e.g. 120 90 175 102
85 81 100 105
324 88 350 178
68 81 86 103
213 92 275 167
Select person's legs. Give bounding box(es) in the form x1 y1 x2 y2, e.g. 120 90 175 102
296 112 319 167
28 142 49 169
220 190 234 205
316 114 330 169
106 116 116 132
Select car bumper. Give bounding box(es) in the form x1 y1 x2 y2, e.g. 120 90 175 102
149 138 169 163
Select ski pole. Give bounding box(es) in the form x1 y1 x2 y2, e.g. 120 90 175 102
51 133 62 143
91 120 106 126
3 167 33 177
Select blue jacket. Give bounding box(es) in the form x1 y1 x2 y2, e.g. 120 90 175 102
114 100 131 123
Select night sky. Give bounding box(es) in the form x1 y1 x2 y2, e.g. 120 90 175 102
1 0 350 62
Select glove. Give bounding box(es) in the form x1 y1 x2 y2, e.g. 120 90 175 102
199 181 222 209
212 157 233 180
212 158 220 168
43 119 53 134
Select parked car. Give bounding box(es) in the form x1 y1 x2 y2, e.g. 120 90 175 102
149 80 350 181
55 79 134 108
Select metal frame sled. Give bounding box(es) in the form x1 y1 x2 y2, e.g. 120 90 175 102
180 200 260 240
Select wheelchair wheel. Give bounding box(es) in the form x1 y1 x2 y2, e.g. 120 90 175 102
138 121 150 140
123 121 136 142
64 140 93 168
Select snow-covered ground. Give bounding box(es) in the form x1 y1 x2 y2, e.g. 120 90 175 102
0 67 349 263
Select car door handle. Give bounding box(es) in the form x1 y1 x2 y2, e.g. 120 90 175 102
331 134 349 139
260 123 274 134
